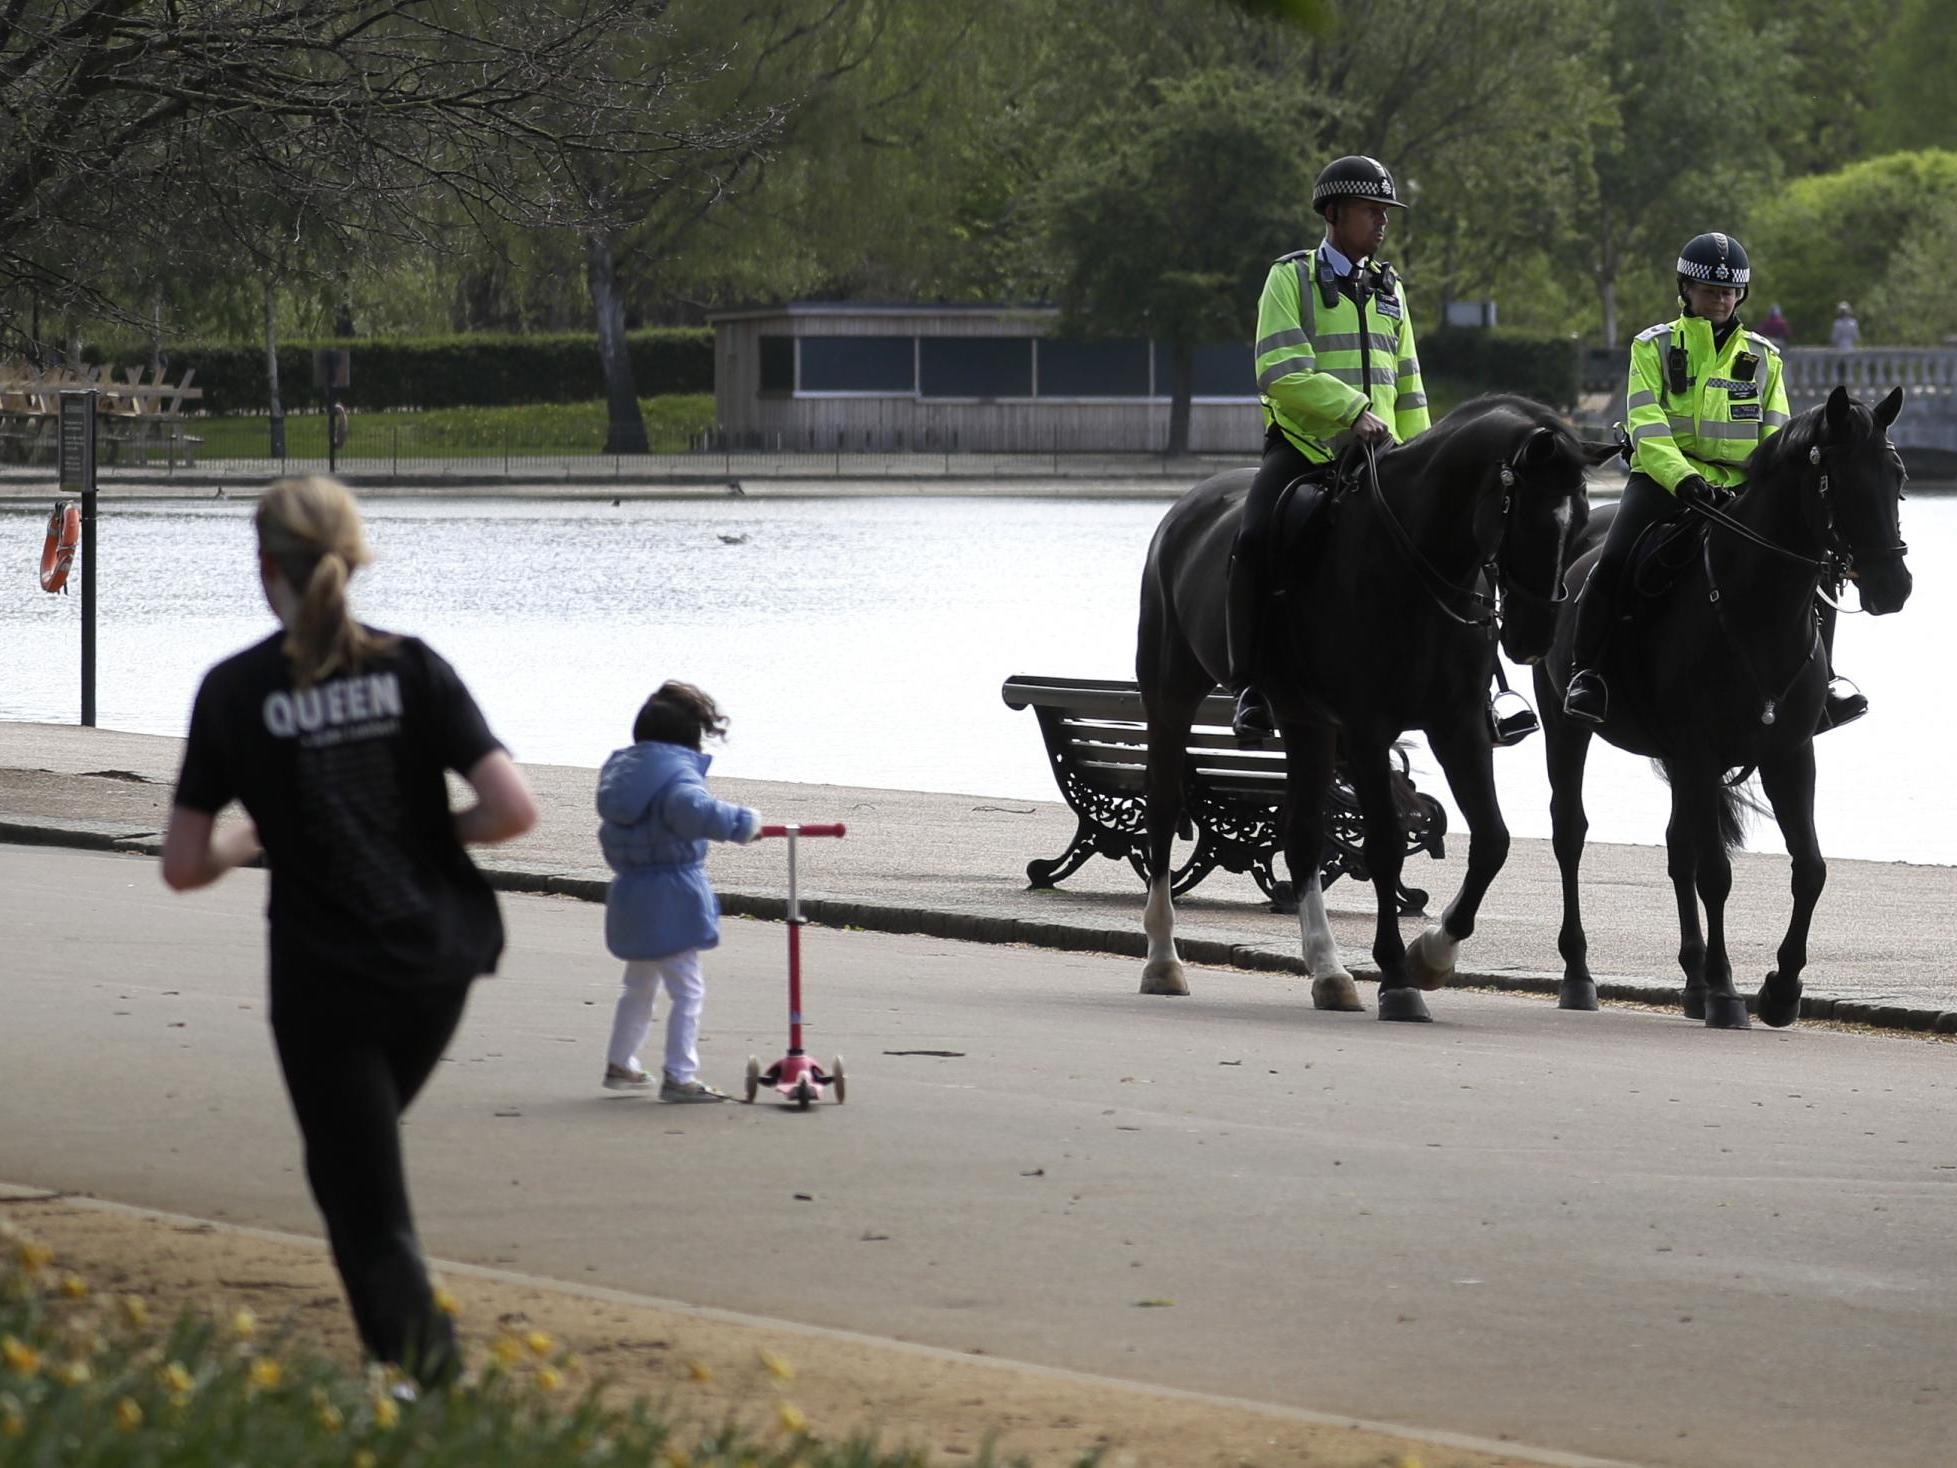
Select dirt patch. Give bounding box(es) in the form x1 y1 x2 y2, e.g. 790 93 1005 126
4 1192 1573 1468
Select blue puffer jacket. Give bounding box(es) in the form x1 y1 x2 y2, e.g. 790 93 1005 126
596 741 759 961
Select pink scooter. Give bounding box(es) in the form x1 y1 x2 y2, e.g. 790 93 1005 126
745 822 847 1108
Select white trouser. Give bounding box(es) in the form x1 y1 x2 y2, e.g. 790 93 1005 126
606 949 705 1083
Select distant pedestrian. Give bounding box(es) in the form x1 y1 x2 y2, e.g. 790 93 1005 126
597 681 762 1102
1831 301 1861 351
1758 303 1792 347
161 475 538 1389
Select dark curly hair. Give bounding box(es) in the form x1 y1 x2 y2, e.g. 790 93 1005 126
632 681 729 750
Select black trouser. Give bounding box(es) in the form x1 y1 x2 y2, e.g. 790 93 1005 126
1570 471 1684 673
271 970 471 1387
1228 427 1326 688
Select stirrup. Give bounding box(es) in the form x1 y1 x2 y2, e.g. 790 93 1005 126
1489 690 1540 747
1819 677 1868 733
1562 670 1608 726
1232 686 1276 742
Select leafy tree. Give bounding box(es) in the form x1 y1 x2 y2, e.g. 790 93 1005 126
1747 150 1957 345
1862 0 1957 156
1038 68 1312 455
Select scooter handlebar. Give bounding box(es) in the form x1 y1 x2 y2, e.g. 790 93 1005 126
758 823 846 839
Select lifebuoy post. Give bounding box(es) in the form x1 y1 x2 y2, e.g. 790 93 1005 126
57 390 98 726
314 348 350 476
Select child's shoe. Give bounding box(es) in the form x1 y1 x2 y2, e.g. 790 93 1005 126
604 1063 653 1091
659 1073 730 1104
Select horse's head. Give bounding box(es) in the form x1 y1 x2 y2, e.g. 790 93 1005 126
1816 385 1913 615
1486 421 1612 665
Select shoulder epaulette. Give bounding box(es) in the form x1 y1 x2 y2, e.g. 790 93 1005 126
1274 248 1313 263
1744 330 1781 357
1633 321 1673 344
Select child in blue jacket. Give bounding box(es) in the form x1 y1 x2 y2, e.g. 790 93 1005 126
597 682 761 1101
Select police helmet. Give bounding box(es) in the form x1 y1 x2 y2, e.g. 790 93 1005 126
1312 155 1407 217
1676 232 1751 306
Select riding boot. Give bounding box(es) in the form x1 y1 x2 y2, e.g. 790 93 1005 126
1813 595 1868 731
1225 552 1275 740
1561 581 1616 725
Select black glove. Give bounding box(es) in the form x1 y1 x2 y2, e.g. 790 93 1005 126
1675 475 1720 512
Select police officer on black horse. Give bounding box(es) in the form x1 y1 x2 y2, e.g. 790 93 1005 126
1563 231 1867 730
1229 154 1429 740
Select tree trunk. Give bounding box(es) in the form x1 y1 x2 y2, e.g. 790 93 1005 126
1597 211 1619 347
586 231 648 455
264 279 285 459
149 287 164 378
1599 275 1618 351
1165 338 1194 457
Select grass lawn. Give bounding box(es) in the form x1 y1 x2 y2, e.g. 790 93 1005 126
196 395 716 460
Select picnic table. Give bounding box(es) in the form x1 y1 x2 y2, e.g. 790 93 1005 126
0 363 203 467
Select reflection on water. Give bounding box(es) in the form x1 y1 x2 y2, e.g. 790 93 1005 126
1 493 1952 864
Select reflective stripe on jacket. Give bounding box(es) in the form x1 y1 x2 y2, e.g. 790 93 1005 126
1253 251 1429 463
1625 315 1790 492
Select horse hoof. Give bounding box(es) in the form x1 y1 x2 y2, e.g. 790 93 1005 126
1558 978 1599 1011
1376 987 1433 1023
1682 987 1707 1021
1311 973 1363 1011
1756 971 1802 1029
1703 992 1752 1030
1139 959 1189 996
1406 924 1458 991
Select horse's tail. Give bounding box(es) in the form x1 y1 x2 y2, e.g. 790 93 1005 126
1649 758 1767 853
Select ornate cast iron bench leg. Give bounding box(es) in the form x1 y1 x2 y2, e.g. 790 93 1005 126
1026 815 1105 888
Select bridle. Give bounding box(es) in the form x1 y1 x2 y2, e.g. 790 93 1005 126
1698 434 1909 729
1351 439 1571 631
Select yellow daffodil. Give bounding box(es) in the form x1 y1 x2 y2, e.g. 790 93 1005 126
535 1366 563 1393
432 1287 460 1317
316 1401 344 1433
525 1329 553 1357
353 1451 377 1468
57 1274 87 1300
158 1361 193 1395
489 1335 524 1369
686 1360 712 1384
13 1242 52 1275
249 1359 282 1390
53 1360 90 1387
230 1308 257 1340
1 1337 39 1377
118 1296 149 1329
372 1394 399 1430
774 1400 807 1435
0 1409 21 1440
115 1397 143 1432
758 1348 795 1381
662 1449 692 1468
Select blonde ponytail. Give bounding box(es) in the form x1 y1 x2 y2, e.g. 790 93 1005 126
255 476 394 687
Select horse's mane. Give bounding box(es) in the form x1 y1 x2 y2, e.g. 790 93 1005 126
1384 393 1579 477
1744 400 1825 483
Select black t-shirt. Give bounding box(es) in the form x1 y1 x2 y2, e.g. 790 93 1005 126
174 630 506 987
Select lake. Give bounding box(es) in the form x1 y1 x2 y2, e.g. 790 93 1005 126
3 491 1951 864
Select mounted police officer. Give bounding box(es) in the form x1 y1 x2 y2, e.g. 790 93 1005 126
1229 154 1429 739
1563 232 1866 730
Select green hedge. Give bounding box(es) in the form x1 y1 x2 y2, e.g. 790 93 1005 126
93 329 714 414
1418 328 1578 410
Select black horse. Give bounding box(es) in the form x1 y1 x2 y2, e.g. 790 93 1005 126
1534 385 1912 1028
1137 395 1611 1021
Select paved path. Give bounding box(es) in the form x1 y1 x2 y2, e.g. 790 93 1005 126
3 844 1955 1468
2 720 1953 1023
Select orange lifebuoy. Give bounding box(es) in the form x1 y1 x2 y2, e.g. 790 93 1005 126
39 501 79 594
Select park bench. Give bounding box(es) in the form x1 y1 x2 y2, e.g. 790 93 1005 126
1000 674 1446 915
0 362 203 466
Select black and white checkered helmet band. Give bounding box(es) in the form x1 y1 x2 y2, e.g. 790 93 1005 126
1312 155 1406 211
1677 255 1751 285
1318 178 1396 201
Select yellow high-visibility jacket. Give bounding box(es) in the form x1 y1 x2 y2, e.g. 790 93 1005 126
1626 314 1791 492
1253 246 1428 462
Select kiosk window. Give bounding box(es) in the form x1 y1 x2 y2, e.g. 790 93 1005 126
1037 339 1151 397
759 336 794 393
920 338 1033 398
1153 341 1258 398
800 336 915 392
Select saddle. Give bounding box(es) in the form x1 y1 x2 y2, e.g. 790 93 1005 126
1266 467 1342 580
1619 512 1706 614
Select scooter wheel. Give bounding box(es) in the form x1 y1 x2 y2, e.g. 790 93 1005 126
795 1084 813 1111
831 1054 846 1104
744 1056 760 1104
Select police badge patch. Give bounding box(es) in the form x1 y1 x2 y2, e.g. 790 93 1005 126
1730 403 1762 421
